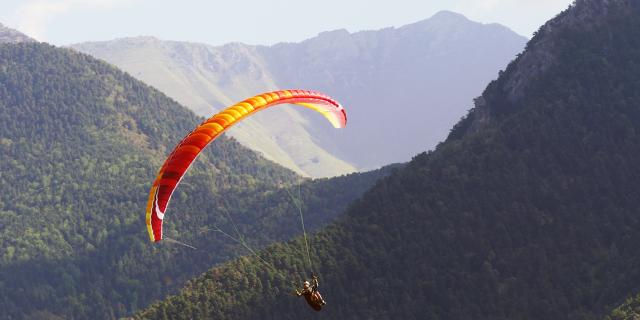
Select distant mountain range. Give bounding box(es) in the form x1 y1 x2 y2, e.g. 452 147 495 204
137 0 640 318
72 11 527 177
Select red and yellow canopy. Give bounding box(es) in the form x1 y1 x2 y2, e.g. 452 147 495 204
146 89 347 242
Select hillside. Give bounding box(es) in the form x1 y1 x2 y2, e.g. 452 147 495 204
137 0 640 319
71 38 356 177
0 42 391 318
71 12 527 176
0 23 34 43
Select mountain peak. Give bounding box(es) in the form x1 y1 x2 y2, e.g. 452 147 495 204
70 36 162 52
0 23 35 44
400 10 481 33
316 28 351 39
430 10 470 22
110 35 161 44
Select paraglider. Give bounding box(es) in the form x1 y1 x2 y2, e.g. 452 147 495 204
145 89 347 242
296 273 326 311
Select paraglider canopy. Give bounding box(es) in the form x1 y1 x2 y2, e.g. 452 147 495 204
145 89 347 242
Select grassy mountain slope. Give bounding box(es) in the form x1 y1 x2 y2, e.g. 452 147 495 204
0 42 390 319
70 38 357 178
137 1 640 319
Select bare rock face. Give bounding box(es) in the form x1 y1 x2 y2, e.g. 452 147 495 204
0 23 35 44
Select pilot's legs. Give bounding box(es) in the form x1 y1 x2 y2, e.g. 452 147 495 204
314 292 326 305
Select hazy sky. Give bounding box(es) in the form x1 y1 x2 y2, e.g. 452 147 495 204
1 0 574 46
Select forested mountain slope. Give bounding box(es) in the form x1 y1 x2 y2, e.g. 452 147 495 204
138 1 640 319
0 42 390 319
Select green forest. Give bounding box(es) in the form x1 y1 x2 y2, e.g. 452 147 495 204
0 42 392 318
137 1 640 319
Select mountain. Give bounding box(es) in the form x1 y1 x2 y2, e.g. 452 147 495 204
137 0 640 319
0 41 392 318
68 37 357 178
260 11 527 170
71 12 527 177
0 23 34 43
